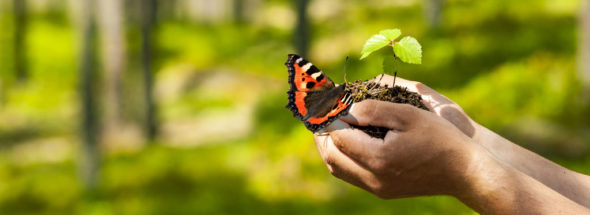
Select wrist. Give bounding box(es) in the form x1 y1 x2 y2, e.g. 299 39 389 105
455 145 516 213
470 122 516 165
471 121 502 146
454 144 590 214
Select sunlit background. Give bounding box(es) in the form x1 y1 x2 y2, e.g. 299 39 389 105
0 0 589 214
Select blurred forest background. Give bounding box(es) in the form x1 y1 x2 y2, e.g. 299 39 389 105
0 0 589 214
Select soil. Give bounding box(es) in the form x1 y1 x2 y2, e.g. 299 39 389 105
344 79 429 138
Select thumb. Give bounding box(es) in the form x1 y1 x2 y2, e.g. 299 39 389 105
340 100 419 131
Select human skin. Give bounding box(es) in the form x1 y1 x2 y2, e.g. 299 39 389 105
313 75 590 214
373 74 590 207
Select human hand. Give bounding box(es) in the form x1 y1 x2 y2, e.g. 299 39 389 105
314 100 476 198
313 100 590 214
369 75 514 169
314 74 590 210
370 74 478 138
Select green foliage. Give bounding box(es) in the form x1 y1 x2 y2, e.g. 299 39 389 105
394 36 422 64
359 34 389 60
360 28 422 64
379 29 401 41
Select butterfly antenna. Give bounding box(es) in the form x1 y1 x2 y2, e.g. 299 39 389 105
343 56 349 83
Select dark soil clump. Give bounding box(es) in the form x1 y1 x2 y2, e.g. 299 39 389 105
345 80 429 138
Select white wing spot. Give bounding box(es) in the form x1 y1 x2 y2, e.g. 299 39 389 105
302 62 312 71
300 82 308 89
311 72 322 79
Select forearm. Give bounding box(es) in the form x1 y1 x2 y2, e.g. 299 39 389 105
473 123 590 207
457 146 590 214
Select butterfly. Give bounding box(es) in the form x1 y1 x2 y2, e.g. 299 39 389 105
285 54 353 132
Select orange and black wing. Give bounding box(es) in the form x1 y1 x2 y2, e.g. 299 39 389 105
285 54 353 132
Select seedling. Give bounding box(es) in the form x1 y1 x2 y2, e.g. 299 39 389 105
360 29 422 86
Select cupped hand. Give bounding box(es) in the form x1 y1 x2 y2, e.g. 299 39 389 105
314 100 477 199
313 75 590 212
370 74 477 138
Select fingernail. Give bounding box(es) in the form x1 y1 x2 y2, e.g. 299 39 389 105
340 107 356 123
338 104 355 122
348 103 356 114
326 119 350 132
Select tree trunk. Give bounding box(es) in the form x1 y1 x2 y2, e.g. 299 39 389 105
98 0 125 125
13 0 27 82
79 0 101 189
159 0 178 21
233 0 244 24
293 0 309 57
141 0 158 141
580 0 590 94
0 2 4 105
423 0 444 29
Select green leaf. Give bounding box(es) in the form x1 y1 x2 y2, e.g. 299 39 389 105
393 36 422 64
382 55 398 74
379 29 401 41
360 34 389 60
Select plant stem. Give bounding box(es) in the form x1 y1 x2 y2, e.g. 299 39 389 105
344 56 349 83
393 71 397 87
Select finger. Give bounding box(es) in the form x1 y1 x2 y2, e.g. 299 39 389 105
437 106 476 137
340 100 419 130
370 74 451 111
370 74 476 138
413 83 457 111
329 126 387 171
313 132 377 191
371 74 419 92
405 83 475 135
371 74 437 112
324 119 351 132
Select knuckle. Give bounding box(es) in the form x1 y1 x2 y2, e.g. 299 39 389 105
328 166 340 177
329 134 340 145
413 81 424 88
326 163 344 178
399 103 417 113
367 105 380 121
357 101 373 114
374 191 390 199
334 138 347 152
367 180 382 192
325 154 336 167
370 101 387 116
369 158 388 172
415 81 434 92
354 100 379 123
315 136 329 155
398 104 420 122
368 182 391 199
451 103 466 112
324 154 343 179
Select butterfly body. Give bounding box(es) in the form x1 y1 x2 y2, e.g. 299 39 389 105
285 54 353 132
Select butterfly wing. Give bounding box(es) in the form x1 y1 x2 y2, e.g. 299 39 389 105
286 54 335 92
302 89 353 131
285 54 353 132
